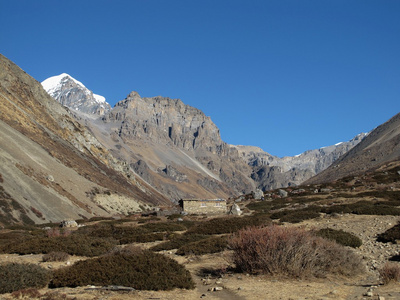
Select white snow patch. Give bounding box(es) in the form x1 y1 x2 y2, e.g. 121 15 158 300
93 94 106 103
335 142 343 146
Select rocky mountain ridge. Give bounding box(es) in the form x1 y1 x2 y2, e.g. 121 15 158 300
42 74 367 197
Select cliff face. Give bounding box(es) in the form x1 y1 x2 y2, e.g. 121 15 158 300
0 54 168 225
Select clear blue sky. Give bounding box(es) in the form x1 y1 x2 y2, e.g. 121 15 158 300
1 0 399 157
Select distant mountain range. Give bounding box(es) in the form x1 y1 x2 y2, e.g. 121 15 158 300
40 73 368 197
2 53 399 225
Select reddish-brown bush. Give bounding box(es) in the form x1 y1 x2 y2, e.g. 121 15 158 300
379 262 400 284
229 225 364 278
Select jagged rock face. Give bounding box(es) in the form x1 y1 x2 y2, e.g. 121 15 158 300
42 74 111 116
236 133 367 188
103 91 224 153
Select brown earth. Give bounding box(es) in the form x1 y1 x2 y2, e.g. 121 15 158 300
0 214 399 300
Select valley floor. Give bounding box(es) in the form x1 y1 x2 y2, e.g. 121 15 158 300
1 214 399 300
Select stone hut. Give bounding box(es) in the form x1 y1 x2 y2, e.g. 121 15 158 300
179 199 227 215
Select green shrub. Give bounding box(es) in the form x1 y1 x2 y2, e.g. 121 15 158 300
229 225 364 278
50 250 194 290
42 251 70 262
0 263 51 294
140 222 187 232
150 233 208 252
1 235 116 257
119 232 165 244
316 228 362 248
377 222 400 243
270 206 321 223
175 236 228 256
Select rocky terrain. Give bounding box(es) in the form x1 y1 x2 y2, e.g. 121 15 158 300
0 54 169 225
42 73 367 200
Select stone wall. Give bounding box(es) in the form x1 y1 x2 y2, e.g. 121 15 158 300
181 199 227 214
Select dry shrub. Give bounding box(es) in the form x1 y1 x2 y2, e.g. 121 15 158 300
42 251 70 262
10 288 41 299
50 250 194 290
45 227 71 238
379 262 400 284
0 263 51 294
175 236 228 256
229 225 364 278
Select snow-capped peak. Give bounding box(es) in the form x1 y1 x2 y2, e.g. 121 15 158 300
41 73 111 115
42 73 85 93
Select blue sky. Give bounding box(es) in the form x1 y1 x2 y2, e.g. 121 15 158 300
1 0 399 157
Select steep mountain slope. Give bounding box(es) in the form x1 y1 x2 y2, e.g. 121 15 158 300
0 54 169 225
305 112 400 184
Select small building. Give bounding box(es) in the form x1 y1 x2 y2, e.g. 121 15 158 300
179 199 227 215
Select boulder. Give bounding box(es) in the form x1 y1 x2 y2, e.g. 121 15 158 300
278 189 288 197
229 203 242 215
252 189 264 200
60 220 78 228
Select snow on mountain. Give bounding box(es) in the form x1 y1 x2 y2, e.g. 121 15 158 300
41 73 111 116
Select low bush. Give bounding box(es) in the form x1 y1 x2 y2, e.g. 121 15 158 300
140 222 187 232
175 236 228 256
150 233 208 252
246 201 272 213
186 215 269 235
229 225 364 278
50 250 194 290
119 232 165 244
1 235 116 257
315 228 362 248
379 262 400 284
0 263 51 294
322 201 400 216
270 206 321 223
377 222 400 243
42 251 70 262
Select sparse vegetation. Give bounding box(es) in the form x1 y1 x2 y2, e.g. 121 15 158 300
42 251 70 262
0 263 51 294
229 225 364 278
379 262 400 285
186 215 269 235
50 250 195 290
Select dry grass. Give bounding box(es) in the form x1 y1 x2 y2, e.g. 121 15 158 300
379 262 400 285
